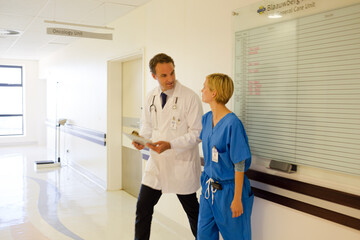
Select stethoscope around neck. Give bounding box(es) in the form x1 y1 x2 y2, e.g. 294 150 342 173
149 94 178 113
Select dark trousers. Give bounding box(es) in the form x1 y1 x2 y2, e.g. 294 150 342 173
135 184 199 240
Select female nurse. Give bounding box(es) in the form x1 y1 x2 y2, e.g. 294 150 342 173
197 73 254 240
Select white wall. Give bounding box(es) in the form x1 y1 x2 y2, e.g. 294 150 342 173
0 58 46 146
252 197 359 240
39 0 360 239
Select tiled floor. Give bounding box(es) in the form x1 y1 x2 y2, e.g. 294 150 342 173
0 145 193 240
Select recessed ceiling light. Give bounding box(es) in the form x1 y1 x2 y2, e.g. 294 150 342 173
268 14 282 19
0 29 22 36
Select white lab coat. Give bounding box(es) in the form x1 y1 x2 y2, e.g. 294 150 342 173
140 81 203 194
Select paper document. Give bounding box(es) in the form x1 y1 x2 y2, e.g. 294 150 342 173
124 132 153 146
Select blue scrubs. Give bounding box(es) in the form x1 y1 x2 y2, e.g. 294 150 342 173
198 112 254 240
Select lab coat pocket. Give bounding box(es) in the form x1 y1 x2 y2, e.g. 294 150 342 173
144 158 160 175
175 148 191 162
173 158 193 181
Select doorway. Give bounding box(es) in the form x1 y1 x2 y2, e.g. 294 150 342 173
107 51 144 196
121 57 143 197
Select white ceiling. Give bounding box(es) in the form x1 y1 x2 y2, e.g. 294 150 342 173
0 0 151 60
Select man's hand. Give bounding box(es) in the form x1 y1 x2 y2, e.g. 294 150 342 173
132 141 145 150
146 141 171 154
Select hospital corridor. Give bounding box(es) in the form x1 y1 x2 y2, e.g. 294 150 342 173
0 0 359 239
0 145 193 240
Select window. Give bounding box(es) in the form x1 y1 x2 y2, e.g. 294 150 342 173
0 65 24 136
234 4 360 175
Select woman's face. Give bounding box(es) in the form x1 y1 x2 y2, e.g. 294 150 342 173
201 78 215 103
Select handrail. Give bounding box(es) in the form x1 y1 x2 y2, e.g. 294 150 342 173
45 120 106 146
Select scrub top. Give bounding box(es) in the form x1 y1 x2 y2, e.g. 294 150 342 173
198 111 253 240
200 111 251 180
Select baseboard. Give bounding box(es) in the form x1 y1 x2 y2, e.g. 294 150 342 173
66 161 107 190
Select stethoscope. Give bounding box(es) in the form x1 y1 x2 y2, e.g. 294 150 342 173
149 95 178 113
149 95 157 113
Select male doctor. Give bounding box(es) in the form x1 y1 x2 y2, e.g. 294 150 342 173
132 53 203 240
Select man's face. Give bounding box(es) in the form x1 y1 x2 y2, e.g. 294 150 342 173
152 62 176 91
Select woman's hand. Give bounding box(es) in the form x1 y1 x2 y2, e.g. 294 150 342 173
230 199 243 218
231 171 244 218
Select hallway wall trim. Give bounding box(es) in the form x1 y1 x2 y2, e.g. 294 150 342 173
247 169 360 230
46 120 106 146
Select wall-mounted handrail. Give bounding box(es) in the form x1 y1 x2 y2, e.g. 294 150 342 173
45 120 106 146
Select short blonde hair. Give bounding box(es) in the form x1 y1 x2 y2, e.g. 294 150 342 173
206 73 234 104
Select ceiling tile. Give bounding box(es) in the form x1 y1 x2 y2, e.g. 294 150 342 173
0 14 34 31
0 0 152 60
38 0 103 22
0 0 48 16
0 36 17 48
81 3 134 26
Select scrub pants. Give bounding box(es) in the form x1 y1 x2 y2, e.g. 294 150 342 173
197 173 254 240
135 184 199 240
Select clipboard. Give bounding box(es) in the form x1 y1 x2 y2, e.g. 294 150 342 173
124 132 153 146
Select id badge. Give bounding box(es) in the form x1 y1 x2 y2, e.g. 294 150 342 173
171 116 177 130
212 146 218 163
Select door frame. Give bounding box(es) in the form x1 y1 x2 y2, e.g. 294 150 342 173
106 49 145 191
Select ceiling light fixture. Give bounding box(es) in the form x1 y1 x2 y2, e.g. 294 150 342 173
44 20 114 30
0 29 22 36
268 14 282 19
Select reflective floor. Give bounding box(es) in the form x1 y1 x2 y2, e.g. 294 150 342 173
0 145 192 240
